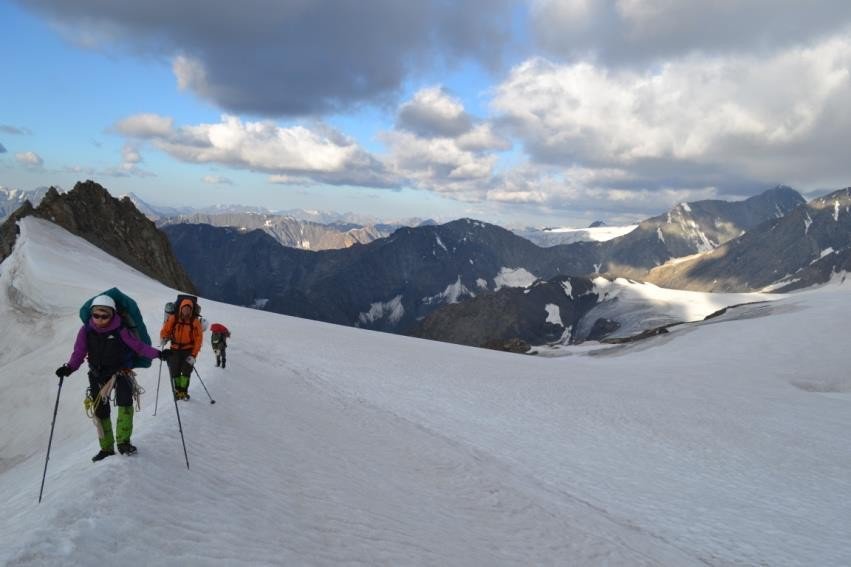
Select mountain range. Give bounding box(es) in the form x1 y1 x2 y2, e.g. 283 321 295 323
161 185 813 347
413 187 851 348
162 218 594 332
4 179 847 351
157 212 400 251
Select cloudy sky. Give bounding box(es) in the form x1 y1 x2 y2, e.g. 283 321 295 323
2 1 850 227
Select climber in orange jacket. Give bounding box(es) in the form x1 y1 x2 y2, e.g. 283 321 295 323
160 297 203 400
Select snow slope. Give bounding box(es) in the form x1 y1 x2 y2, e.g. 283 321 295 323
517 225 638 247
1 218 850 566
569 276 780 341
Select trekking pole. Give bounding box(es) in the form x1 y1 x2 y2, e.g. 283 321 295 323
39 376 64 503
193 366 216 405
153 357 163 416
169 375 190 470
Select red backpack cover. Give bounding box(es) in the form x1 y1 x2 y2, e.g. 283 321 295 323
210 323 229 335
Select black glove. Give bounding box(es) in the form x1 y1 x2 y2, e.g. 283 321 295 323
55 364 73 378
159 348 171 359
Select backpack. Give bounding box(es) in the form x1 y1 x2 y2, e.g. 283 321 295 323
210 323 229 335
79 287 152 369
210 323 229 349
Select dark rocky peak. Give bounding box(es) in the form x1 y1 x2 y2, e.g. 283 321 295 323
435 218 543 252
0 180 196 293
756 185 806 209
379 218 538 257
588 220 606 228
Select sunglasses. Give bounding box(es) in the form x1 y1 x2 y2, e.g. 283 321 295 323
91 313 112 320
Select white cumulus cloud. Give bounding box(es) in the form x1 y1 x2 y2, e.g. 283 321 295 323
396 87 474 138
15 151 43 167
115 113 397 188
493 36 851 190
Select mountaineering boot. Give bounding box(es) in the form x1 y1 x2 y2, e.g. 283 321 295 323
117 442 137 455
115 406 134 445
92 449 115 462
92 449 115 461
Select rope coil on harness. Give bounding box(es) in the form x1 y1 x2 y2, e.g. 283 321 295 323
83 370 145 417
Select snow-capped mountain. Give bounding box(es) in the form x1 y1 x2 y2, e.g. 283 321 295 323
0 185 51 221
123 192 197 220
1 215 850 566
274 208 428 228
127 192 283 220
126 193 425 248
159 212 398 251
514 224 638 247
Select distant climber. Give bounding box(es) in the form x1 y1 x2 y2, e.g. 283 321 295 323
210 323 231 368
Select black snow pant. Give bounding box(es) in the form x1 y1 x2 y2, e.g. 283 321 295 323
214 346 226 368
88 368 133 419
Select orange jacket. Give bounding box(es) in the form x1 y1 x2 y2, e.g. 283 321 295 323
160 298 203 357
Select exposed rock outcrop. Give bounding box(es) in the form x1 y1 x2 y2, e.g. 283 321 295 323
482 337 532 354
410 276 599 347
0 180 196 293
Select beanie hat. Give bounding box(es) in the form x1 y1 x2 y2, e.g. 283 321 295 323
91 294 116 311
